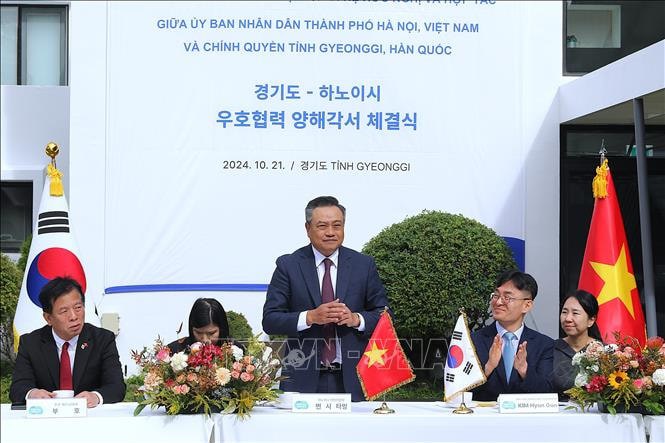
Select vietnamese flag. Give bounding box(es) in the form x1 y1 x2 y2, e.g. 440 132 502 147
578 159 646 345
356 310 415 400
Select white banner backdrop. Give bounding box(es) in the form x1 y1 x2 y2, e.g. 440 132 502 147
102 1 525 291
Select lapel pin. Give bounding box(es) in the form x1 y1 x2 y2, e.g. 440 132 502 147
81 342 89 350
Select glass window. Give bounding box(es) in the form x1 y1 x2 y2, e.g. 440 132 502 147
1 182 33 254
0 5 67 85
21 7 67 85
1 6 18 85
564 1 665 75
564 128 665 158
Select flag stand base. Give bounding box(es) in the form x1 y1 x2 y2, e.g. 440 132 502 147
452 401 474 414
373 402 395 414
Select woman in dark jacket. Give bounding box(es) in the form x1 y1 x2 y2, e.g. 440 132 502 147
552 290 602 400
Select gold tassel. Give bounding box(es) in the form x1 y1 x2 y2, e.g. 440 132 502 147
592 159 609 199
47 163 64 196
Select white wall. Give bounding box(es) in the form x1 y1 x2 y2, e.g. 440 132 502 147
0 85 70 230
68 1 108 324
520 2 567 336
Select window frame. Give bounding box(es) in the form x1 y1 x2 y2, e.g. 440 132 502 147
1 3 68 86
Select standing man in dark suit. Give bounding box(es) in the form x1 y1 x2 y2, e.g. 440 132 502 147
10 277 126 407
471 270 554 401
262 196 389 401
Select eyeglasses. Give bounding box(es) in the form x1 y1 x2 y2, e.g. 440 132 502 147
489 292 532 305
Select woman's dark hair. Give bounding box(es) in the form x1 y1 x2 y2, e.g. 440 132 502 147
563 290 602 340
188 298 230 342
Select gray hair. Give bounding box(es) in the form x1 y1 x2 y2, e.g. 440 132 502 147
305 196 346 223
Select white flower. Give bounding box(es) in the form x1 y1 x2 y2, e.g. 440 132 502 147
574 372 588 387
652 368 665 386
571 352 583 366
170 352 188 371
262 346 273 362
232 345 244 361
605 344 618 352
270 358 281 367
590 364 599 372
215 367 231 386
189 342 202 353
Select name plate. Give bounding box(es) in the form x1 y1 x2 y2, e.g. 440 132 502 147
26 398 87 418
498 393 559 414
291 393 352 413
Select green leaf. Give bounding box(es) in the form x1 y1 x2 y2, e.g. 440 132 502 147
133 403 147 416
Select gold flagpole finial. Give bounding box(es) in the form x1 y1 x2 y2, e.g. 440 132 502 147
45 142 64 196
45 141 60 165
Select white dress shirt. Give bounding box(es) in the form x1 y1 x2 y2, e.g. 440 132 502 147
296 246 366 364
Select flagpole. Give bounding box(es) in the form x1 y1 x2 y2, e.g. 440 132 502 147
452 397 473 415
373 394 395 415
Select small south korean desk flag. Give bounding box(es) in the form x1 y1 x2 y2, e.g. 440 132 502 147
443 311 486 402
13 143 89 353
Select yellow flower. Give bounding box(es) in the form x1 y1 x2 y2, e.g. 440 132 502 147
608 371 629 389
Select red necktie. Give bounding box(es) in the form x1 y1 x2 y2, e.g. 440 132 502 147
322 258 336 365
59 342 73 390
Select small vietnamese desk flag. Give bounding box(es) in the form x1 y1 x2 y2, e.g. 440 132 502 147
443 312 486 402
578 159 646 345
356 310 415 400
13 144 88 353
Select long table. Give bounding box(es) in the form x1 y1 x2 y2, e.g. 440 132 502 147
1 403 214 443
645 416 665 443
217 402 647 443
0 402 651 443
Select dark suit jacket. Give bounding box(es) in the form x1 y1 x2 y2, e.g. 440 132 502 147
10 323 126 404
262 245 388 401
471 322 554 401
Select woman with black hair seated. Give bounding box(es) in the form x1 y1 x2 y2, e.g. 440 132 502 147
552 289 602 400
168 298 231 353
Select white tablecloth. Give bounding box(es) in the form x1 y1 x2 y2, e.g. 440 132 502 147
216 402 647 443
645 416 665 443
0 403 214 443
0 402 650 443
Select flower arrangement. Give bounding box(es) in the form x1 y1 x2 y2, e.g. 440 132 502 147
131 336 283 418
566 334 665 415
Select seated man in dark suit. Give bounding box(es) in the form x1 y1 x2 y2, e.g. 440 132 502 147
471 270 554 401
262 196 389 401
10 277 126 407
